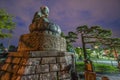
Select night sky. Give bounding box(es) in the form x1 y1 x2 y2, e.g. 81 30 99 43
0 0 120 47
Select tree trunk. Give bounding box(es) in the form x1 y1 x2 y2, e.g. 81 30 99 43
81 34 87 60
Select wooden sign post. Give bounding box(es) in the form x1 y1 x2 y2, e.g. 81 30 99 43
85 71 96 80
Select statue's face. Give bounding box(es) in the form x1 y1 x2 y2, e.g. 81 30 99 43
40 6 49 17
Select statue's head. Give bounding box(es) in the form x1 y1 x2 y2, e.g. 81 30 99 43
40 6 49 17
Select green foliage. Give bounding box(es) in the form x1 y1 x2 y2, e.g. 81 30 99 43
76 62 85 72
76 25 112 40
75 47 82 55
0 43 4 51
66 31 78 43
76 25 88 34
87 26 111 38
75 47 84 60
87 26 101 36
0 9 15 38
8 45 17 52
86 48 93 59
76 25 113 60
110 38 120 46
65 31 78 52
61 32 66 38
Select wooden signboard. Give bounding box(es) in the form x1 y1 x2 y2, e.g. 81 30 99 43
87 63 92 71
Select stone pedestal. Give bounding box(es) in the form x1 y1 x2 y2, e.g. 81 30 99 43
18 32 66 52
0 51 74 80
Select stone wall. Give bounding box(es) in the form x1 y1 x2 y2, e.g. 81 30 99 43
0 51 74 80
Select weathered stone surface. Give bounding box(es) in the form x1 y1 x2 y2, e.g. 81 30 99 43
39 73 50 80
39 72 57 80
26 58 41 65
60 63 67 71
50 64 59 71
29 51 49 57
24 66 36 74
18 32 66 52
5 57 12 63
21 75 39 80
12 58 21 64
36 64 49 73
7 64 19 73
57 57 66 63
11 74 19 80
0 72 11 80
17 66 26 75
58 72 71 80
0 51 74 80
41 57 56 64
8 52 28 57
49 72 57 80
29 51 65 57
65 56 72 65
20 58 28 65
1 63 9 71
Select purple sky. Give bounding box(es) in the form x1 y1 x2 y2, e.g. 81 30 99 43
0 0 120 47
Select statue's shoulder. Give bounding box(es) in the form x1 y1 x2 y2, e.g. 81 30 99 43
37 11 42 17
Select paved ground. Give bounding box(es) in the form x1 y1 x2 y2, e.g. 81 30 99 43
78 73 120 80
92 60 118 66
97 73 120 80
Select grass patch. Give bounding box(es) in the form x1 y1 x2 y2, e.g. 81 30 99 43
94 63 119 73
75 62 85 72
76 61 119 73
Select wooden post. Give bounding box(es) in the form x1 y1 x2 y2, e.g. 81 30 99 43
85 71 96 80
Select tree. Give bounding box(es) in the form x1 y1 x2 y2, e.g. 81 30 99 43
65 31 78 52
0 43 4 51
0 9 15 38
61 32 66 38
101 38 120 61
89 27 112 58
8 45 17 52
76 25 88 60
76 25 112 58
76 25 113 72
75 47 83 60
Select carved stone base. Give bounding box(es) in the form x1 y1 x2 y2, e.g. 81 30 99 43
18 32 66 51
0 51 74 80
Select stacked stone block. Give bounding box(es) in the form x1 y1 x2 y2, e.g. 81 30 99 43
0 51 74 80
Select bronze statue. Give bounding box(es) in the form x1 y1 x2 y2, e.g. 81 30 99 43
32 6 49 23
30 6 61 36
